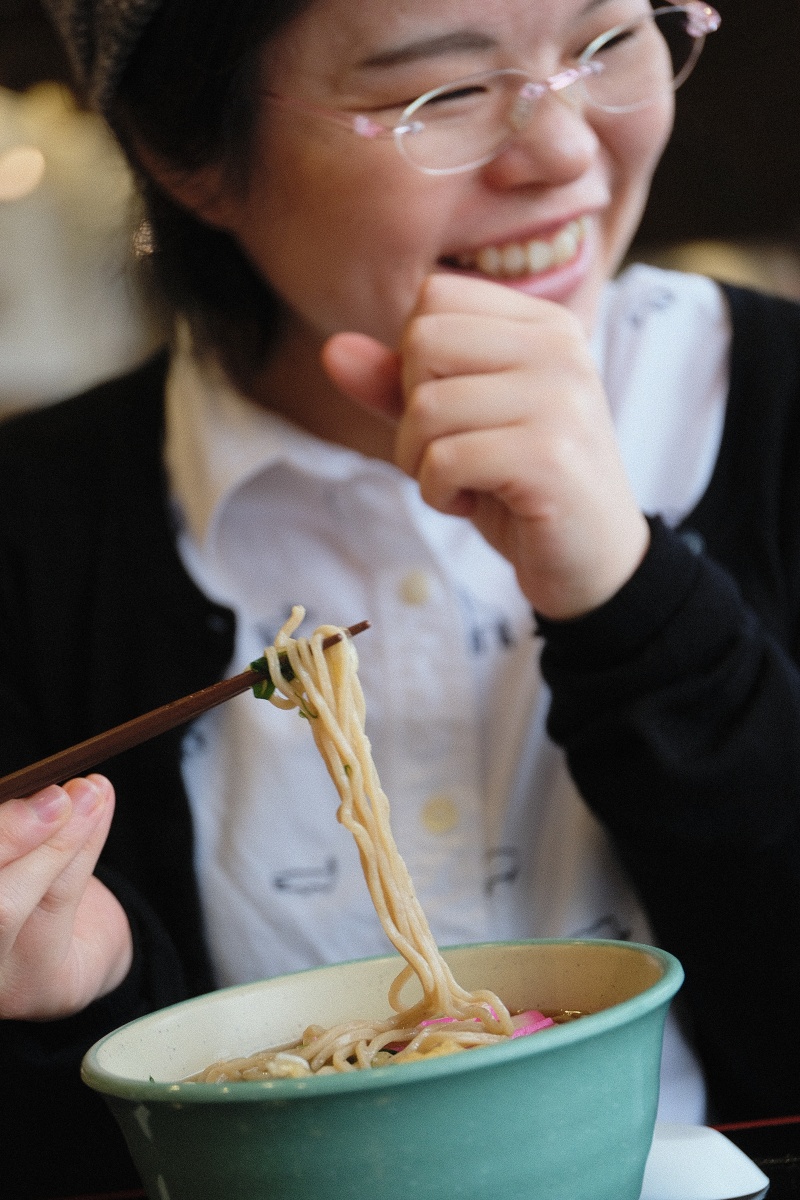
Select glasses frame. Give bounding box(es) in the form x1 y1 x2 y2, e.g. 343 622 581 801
266 2 721 176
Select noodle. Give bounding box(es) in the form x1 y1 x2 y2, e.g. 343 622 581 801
192 606 518 1081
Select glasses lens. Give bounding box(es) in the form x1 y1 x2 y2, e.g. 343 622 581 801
397 71 528 175
395 7 707 174
583 7 703 113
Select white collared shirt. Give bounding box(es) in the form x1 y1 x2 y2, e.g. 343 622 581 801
165 264 729 1121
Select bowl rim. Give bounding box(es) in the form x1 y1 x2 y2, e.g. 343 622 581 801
81 938 683 1104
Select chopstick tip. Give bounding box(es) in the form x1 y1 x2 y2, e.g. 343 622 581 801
320 620 370 652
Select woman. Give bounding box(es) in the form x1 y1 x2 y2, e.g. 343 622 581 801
2 1 800 1195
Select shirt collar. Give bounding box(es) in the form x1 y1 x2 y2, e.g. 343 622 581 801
164 324 391 552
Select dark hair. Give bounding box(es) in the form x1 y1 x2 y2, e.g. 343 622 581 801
110 0 312 386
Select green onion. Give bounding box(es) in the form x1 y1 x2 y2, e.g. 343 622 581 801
249 653 316 718
251 676 276 700
249 653 296 700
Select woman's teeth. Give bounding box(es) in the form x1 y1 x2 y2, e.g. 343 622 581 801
459 216 587 279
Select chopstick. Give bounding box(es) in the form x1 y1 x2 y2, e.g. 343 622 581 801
0 621 370 803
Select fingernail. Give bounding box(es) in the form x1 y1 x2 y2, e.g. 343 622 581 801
29 785 71 822
70 778 103 815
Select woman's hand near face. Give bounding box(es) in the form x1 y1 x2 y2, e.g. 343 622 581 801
0 775 132 1020
323 273 649 620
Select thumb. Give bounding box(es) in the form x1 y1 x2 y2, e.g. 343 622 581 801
321 332 403 420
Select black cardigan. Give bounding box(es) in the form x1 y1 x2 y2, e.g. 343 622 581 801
1 284 800 1198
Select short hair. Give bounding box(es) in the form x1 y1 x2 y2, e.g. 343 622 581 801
110 0 312 387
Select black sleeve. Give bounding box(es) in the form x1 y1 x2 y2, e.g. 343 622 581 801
537 516 800 1121
2 866 190 1199
0 365 229 1197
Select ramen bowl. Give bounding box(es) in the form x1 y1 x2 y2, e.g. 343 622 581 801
82 939 682 1200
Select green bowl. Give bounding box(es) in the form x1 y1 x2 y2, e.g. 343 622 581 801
82 939 683 1200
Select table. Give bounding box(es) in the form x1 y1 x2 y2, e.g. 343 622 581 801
718 1115 800 1198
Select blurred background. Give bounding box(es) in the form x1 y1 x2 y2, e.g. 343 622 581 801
0 0 164 416
631 0 800 295
1 0 799 416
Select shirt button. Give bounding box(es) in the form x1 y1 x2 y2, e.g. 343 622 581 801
421 794 460 835
399 569 431 605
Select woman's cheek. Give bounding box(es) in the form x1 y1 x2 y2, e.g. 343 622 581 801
597 99 674 266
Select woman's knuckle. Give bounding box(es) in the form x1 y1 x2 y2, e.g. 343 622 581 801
419 441 461 502
0 891 24 945
407 379 440 424
402 316 428 359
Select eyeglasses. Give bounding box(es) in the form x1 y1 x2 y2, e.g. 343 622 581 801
267 3 720 176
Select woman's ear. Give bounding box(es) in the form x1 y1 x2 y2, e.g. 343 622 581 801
134 140 236 230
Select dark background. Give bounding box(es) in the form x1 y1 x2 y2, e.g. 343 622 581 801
1 0 799 256
633 0 800 255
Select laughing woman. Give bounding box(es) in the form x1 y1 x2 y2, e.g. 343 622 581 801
2 1 800 1195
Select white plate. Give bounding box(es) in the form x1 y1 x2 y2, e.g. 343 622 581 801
640 1123 770 1200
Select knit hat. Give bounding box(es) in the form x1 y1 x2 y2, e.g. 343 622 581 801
41 0 165 113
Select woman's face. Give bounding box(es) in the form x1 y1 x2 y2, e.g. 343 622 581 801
210 0 673 348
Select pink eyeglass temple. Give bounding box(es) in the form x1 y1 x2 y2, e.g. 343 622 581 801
686 2 721 37
267 2 721 141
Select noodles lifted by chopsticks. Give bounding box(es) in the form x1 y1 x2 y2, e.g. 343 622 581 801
192 605 514 1081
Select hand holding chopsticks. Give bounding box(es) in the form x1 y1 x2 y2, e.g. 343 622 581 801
0 620 370 804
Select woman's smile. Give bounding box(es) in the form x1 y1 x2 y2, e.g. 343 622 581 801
436 212 599 305
446 214 588 279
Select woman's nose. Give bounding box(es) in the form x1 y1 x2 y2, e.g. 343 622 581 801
481 89 600 189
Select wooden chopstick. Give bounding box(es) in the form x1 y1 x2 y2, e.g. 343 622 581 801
0 621 370 803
